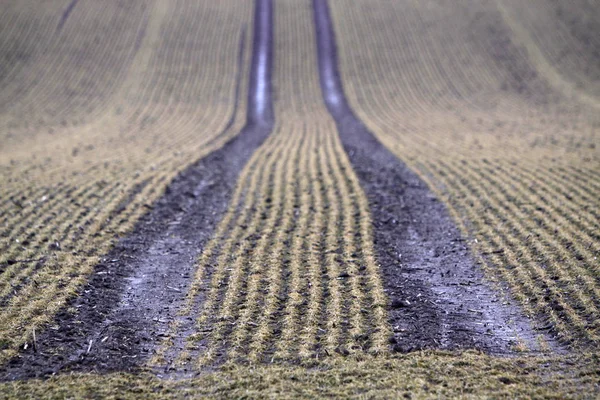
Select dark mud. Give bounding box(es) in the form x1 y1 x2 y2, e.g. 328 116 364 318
313 0 560 354
0 0 274 380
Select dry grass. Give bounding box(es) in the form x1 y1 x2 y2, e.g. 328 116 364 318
0 0 252 364
152 0 389 369
2 352 600 399
330 0 600 347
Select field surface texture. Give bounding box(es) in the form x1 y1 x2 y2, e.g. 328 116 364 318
0 0 599 398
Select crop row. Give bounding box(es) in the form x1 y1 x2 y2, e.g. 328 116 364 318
0 0 252 365
331 0 600 347
152 0 389 369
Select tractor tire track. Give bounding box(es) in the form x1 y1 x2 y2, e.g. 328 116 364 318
313 0 560 354
0 0 273 380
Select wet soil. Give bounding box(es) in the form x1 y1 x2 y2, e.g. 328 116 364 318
313 0 560 354
0 0 274 381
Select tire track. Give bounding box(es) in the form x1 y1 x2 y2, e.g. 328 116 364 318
151 0 391 372
56 0 78 32
313 0 558 353
0 0 273 380
327 0 598 348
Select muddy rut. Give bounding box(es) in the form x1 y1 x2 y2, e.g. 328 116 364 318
1 0 273 379
313 0 558 353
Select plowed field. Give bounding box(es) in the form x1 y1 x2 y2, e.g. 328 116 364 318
1 0 599 398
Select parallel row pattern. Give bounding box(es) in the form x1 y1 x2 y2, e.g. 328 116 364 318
331 0 600 347
151 0 389 369
0 0 252 364
496 0 600 105
0 1 149 143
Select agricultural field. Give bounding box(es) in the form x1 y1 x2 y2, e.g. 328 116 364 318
1 0 599 398
331 0 600 347
0 0 252 365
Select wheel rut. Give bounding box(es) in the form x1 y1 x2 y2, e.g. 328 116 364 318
0 0 274 380
313 0 561 354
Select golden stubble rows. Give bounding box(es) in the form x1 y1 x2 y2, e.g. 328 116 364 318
0 0 252 364
330 0 600 347
152 0 389 369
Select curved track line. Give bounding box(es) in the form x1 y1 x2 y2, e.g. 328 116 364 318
247 0 274 126
56 0 78 32
0 0 274 380
313 0 560 354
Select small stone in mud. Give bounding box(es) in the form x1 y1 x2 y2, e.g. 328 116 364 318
392 343 415 353
391 299 409 309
